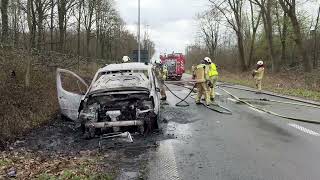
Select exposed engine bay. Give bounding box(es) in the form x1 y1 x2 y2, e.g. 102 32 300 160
78 91 157 138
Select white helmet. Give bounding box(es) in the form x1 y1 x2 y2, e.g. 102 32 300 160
204 57 212 63
155 59 161 64
257 60 264 65
122 56 130 63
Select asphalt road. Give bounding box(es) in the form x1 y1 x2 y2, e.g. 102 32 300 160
147 74 320 180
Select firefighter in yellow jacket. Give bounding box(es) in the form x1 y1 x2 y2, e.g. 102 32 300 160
252 60 265 93
206 57 219 101
154 59 168 100
193 58 211 105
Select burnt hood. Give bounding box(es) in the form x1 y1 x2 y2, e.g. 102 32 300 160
89 73 150 93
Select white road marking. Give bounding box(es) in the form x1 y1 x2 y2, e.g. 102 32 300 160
288 123 320 136
248 107 265 113
227 97 238 103
216 92 221 96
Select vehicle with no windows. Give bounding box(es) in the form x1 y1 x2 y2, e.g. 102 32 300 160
56 63 161 139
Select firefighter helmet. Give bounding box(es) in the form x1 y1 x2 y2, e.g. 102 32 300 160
122 56 130 63
155 59 161 64
204 57 212 64
257 60 264 65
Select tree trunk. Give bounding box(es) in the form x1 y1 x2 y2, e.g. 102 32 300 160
36 1 44 50
27 0 36 49
248 1 261 66
86 30 91 57
1 0 9 43
280 12 288 65
279 0 312 72
58 0 66 51
12 0 20 47
290 14 311 72
236 31 247 71
313 6 320 69
50 0 54 50
265 0 277 72
77 0 82 56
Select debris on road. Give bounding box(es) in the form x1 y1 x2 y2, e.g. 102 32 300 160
7 167 16 178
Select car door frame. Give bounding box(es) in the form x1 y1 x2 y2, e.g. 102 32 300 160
56 68 88 121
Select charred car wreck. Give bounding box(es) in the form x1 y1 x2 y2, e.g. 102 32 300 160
56 63 161 138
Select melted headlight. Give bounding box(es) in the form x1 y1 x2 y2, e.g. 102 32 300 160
79 103 99 122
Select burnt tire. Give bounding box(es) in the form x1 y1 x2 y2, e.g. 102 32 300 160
83 126 95 139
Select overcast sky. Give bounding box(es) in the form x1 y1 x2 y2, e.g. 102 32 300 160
115 0 319 59
115 0 209 59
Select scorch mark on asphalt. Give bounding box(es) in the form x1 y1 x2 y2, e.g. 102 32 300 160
288 123 320 136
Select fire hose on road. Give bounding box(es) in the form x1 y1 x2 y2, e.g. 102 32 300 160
164 80 320 123
218 86 320 124
164 81 232 114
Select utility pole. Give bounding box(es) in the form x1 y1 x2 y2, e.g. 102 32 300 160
138 0 141 62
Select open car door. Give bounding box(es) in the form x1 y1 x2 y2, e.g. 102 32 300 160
56 68 88 121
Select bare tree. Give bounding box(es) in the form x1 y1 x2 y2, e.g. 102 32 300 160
210 0 248 71
57 0 75 51
50 0 55 50
275 2 288 66
35 0 51 50
198 9 221 58
72 0 83 56
278 0 312 72
247 1 262 66
57 0 66 50
1 0 9 43
11 0 21 47
250 0 277 71
313 5 320 69
83 0 96 57
27 0 37 48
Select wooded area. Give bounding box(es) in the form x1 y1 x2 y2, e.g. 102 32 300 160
0 0 155 61
0 0 156 143
186 0 320 74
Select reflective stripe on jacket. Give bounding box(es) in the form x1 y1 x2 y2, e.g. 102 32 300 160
209 63 218 77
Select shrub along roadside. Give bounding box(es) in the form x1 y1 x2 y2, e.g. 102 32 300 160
0 48 102 146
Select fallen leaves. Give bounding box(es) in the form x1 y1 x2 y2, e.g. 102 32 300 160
0 150 114 179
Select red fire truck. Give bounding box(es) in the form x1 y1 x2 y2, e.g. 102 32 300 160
160 53 185 80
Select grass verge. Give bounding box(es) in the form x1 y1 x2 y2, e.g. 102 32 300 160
219 70 320 101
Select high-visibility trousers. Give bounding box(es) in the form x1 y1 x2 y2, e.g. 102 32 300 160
255 79 262 91
159 80 167 98
195 82 210 105
210 76 218 99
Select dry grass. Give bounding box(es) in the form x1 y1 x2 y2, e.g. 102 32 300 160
0 48 102 145
219 69 320 101
0 150 115 179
